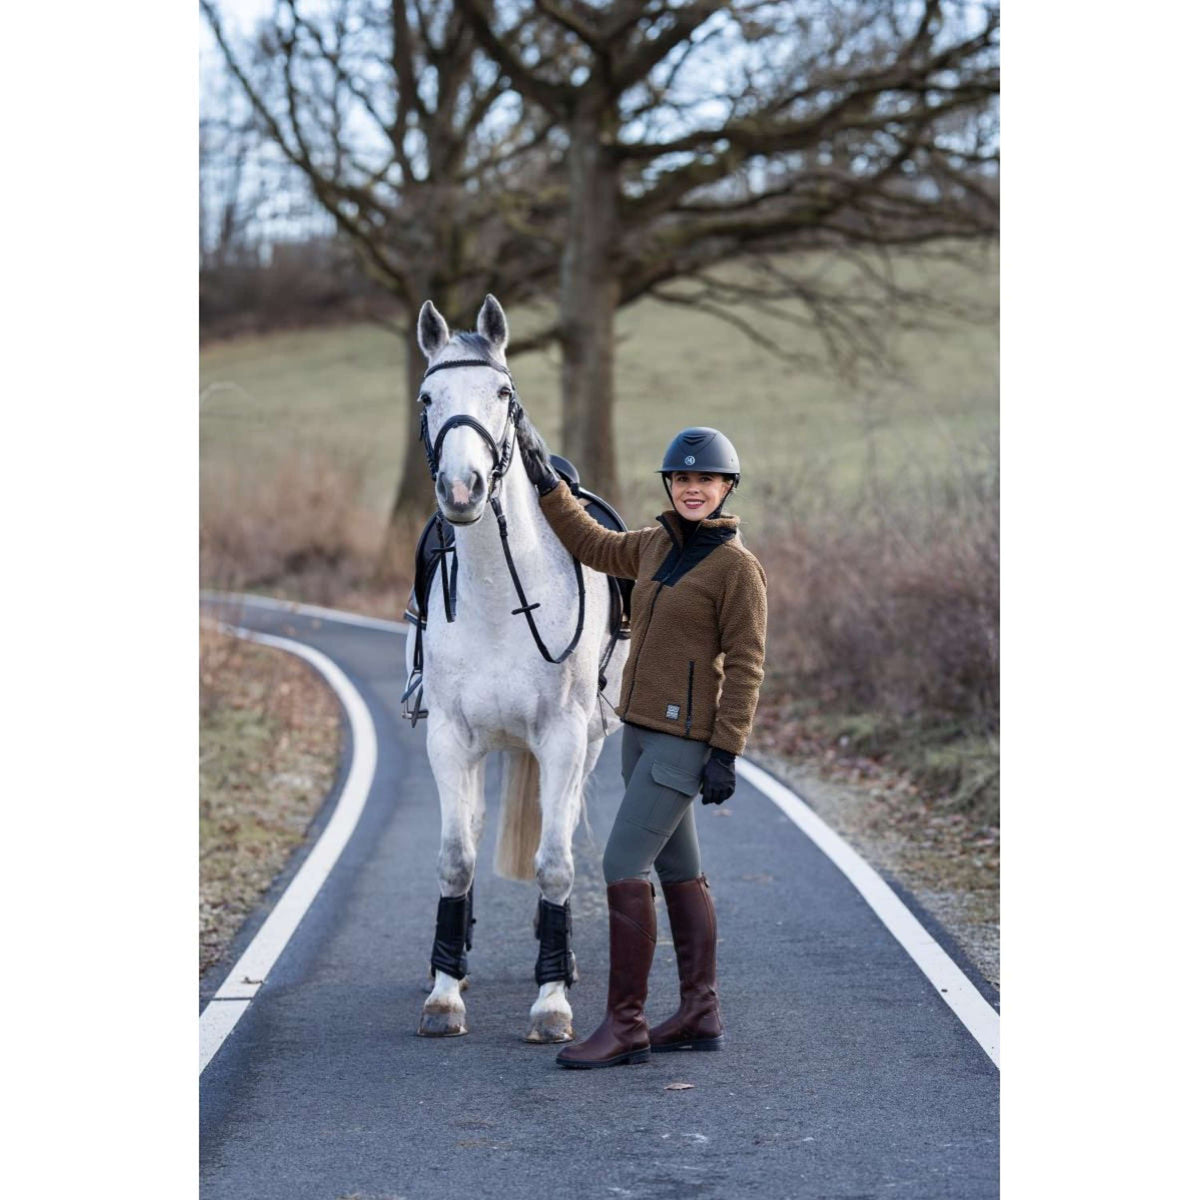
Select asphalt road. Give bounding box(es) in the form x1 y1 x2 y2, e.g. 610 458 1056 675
200 596 999 1200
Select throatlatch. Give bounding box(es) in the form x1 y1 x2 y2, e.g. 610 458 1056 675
534 896 576 987
430 885 476 981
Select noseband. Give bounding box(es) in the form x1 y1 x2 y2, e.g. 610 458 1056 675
412 356 587 668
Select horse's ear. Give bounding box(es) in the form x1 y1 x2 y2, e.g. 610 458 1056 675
418 300 450 360
477 294 508 354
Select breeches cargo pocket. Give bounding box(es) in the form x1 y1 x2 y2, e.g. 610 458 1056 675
650 760 702 797
626 759 700 835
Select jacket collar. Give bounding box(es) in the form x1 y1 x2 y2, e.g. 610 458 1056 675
657 508 740 549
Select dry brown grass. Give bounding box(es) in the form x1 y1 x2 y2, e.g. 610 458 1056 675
199 623 343 976
200 448 415 613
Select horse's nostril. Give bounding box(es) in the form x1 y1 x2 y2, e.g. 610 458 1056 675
470 470 484 497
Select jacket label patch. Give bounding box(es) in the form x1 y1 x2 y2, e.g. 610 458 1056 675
665 704 681 720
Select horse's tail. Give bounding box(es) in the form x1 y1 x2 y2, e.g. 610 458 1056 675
495 750 542 881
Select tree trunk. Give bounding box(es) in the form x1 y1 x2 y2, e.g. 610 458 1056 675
559 106 621 507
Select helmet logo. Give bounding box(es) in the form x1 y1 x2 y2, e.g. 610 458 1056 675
684 455 696 466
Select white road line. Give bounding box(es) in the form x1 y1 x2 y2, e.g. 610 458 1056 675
200 589 409 634
199 624 379 1075
737 758 1000 1069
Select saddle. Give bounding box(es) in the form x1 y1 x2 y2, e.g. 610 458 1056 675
402 459 633 723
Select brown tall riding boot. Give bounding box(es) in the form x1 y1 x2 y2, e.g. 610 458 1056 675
556 879 656 1069
649 875 724 1052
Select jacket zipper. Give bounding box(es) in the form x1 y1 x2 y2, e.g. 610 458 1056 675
685 660 695 735
624 581 664 714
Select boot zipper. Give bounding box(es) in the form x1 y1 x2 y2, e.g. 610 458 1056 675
685 661 695 735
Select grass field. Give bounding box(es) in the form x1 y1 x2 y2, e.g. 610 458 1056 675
200 245 997 539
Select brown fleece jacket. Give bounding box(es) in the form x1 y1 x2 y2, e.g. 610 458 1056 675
538 480 768 756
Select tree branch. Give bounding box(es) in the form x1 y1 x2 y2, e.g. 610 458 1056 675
610 1 723 95
532 0 606 52
457 0 573 114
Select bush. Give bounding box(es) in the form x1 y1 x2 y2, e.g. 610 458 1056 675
200 236 397 342
756 440 999 818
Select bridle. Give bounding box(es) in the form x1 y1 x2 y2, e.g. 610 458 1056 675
416 356 587 666
418 357 519 500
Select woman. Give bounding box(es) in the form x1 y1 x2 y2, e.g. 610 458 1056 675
515 421 768 1069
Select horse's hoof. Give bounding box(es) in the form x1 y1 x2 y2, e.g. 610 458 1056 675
418 1006 468 1037
525 1013 574 1044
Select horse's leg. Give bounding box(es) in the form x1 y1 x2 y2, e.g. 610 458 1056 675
526 712 590 1044
419 725 485 1038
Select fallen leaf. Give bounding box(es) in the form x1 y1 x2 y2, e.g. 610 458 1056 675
664 1082 695 1091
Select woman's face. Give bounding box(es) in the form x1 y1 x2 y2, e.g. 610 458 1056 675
670 471 734 520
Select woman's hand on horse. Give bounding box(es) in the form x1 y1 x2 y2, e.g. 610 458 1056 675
515 409 561 496
701 747 737 805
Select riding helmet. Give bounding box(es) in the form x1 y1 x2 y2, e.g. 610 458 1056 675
659 427 740 484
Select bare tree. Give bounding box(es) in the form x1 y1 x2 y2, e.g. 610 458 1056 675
200 60 335 335
202 0 567 533
460 0 999 502
200 68 277 273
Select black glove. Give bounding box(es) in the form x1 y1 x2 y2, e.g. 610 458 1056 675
701 747 737 805
514 405 562 496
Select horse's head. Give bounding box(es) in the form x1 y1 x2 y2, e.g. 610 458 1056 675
417 294 515 525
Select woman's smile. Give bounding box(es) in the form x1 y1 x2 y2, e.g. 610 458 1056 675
670 471 733 521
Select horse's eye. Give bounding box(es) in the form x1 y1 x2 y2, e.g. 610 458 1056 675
418 392 431 407
499 385 513 400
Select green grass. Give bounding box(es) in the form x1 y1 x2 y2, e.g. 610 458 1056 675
780 700 1000 825
201 323 409 518
200 244 997 537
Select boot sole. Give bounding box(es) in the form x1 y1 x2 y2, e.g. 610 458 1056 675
650 1035 724 1052
556 1047 651 1069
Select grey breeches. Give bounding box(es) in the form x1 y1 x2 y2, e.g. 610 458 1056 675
602 723 712 885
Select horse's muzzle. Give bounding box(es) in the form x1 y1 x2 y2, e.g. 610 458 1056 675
437 469 486 522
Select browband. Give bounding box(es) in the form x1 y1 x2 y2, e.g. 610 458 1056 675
422 358 513 382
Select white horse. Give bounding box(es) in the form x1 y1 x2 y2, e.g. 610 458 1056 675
402 294 629 1043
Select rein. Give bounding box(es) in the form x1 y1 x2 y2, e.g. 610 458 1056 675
417 356 587 666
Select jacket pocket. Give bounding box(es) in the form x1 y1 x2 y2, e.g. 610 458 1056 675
685 660 695 735
650 760 701 798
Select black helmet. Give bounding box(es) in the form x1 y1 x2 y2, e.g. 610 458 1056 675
659 427 740 483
